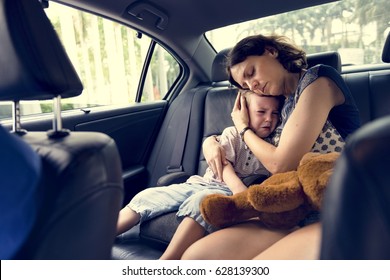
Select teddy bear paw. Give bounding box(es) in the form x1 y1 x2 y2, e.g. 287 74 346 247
200 192 259 228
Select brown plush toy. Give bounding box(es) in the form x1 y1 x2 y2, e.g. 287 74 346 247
200 152 340 229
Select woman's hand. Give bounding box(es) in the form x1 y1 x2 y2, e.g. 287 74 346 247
231 92 250 132
202 136 228 181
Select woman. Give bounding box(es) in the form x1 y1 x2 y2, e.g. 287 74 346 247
181 34 360 260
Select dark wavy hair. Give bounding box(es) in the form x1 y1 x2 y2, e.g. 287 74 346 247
227 34 307 88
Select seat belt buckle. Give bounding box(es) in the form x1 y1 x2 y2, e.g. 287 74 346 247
166 165 183 173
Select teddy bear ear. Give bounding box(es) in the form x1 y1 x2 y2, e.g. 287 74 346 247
300 152 341 166
300 152 320 164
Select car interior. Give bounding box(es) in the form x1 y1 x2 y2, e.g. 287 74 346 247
1 0 124 259
1 0 389 260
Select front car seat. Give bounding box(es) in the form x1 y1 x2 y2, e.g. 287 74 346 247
320 116 390 259
0 0 123 259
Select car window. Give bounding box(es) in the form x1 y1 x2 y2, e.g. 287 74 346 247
141 43 182 102
206 0 389 67
0 1 181 122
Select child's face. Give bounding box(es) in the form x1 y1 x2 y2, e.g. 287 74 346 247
246 94 280 138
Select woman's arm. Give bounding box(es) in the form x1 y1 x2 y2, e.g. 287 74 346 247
233 77 344 174
222 162 247 194
202 135 228 180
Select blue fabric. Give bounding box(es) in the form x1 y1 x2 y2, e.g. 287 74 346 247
129 182 232 233
0 126 41 259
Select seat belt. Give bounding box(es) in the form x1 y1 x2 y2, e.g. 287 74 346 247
166 86 208 173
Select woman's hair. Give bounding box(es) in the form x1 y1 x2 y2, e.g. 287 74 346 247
227 34 307 88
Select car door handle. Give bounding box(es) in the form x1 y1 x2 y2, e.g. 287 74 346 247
127 2 169 31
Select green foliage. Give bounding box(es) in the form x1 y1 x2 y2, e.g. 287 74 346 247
234 0 389 64
40 103 75 113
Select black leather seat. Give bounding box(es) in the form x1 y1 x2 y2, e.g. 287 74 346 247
0 0 123 259
320 116 390 259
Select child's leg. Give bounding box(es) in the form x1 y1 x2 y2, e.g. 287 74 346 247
160 187 232 260
116 206 141 235
159 217 205 260
116 183 208 236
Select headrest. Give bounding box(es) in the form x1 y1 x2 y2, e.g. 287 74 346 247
211 49 342 82
382 32 390 63
0 0 83 101
211 48 230 82
307 51 341 73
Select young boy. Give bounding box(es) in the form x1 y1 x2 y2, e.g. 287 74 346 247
116 91 283 259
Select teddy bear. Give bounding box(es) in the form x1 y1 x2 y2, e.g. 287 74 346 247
200 152 340 230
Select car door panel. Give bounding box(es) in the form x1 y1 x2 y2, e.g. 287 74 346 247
74 102 168 168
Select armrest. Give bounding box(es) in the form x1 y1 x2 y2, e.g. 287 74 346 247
156 171 190 186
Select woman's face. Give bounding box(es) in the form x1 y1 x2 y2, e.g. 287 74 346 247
230 50 288 96
246 95 280 138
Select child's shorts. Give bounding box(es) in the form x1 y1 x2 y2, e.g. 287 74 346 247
128 182 232 232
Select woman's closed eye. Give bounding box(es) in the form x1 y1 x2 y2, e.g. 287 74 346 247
245 67 254 79
241 67 255 89
248 67 254 77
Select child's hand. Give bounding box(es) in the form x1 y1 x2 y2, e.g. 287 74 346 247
206 143 228 181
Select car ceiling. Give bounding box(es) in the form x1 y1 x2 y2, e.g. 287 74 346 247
52 0 339 82
55 0 337 37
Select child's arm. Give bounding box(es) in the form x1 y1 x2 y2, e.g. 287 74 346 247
222 162 247 194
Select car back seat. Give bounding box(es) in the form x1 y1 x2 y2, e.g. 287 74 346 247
145 86 211 187
112 49 348 259
343 69 390 124
342 32 390 125
113 33 390 259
